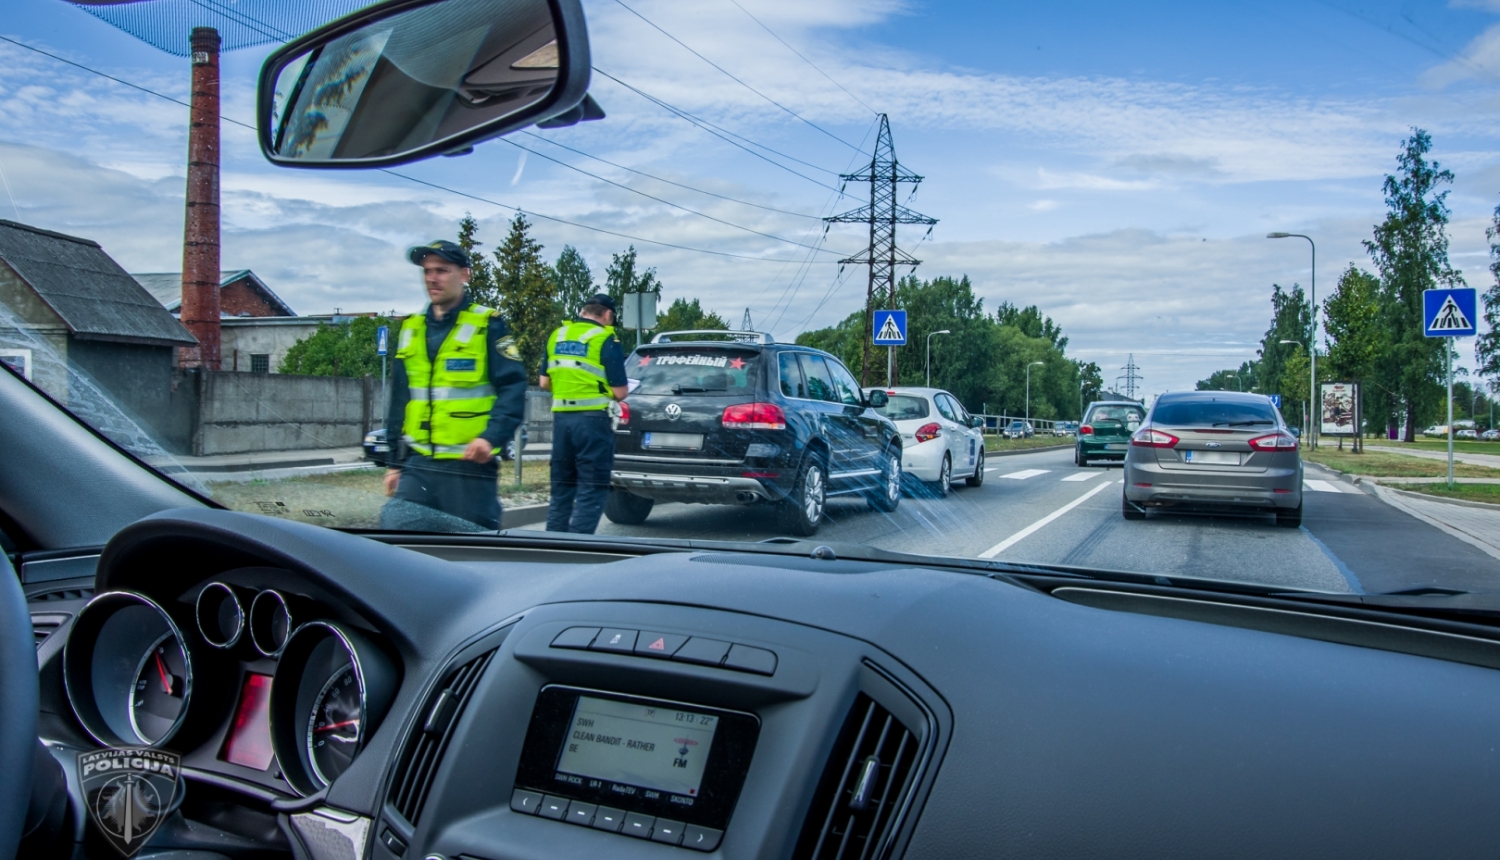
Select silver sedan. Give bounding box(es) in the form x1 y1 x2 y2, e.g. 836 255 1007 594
1122 391 1303 527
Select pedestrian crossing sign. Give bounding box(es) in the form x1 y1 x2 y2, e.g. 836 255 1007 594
1423 288 1477 338
873 309 907 345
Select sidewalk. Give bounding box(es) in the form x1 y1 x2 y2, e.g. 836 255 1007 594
1366 482 1500 561
1365 444 1500 470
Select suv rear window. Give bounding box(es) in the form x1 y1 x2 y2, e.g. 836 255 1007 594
1085 405 1145 424
1151 399 1278 427
874 395 929 420
629 349 758 396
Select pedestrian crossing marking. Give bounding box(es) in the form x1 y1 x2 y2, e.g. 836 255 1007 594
1000 469 1050 480
1303 480 1342 493
876 315 903 342
1061 472 1101 482
1429 295 1472 332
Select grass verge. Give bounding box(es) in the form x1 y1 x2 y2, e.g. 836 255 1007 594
1396 483 1500 505
1362 438 1499 455
1303 448 1500 479
985 435 1072 452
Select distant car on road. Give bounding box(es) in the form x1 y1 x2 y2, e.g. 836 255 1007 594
1458 428 1478 439
866 386 986 496
364 426 524 466
1003 420 1034 439
1483 428 1500 441
1076 401 1145 466
1122 391 1303 527
1053 421 1077 437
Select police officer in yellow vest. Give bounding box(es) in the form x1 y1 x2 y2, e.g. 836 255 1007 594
381 240 527 531
539 294 629 533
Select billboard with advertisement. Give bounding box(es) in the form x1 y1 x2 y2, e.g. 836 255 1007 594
1320 382 1357 436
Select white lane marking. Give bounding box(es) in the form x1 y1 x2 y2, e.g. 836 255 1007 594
979 481 1115 558
1061 472 1101 482
1000 469 1050 480
1117 478 1125 484
1303 480 1342 493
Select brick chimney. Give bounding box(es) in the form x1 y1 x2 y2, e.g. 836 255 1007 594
179 26 221 369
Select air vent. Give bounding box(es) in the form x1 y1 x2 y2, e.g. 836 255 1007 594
31 612 68 648
31 587 93 602
794 693 922 860
387 650 495 825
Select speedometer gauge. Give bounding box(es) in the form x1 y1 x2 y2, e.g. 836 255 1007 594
130 632 189 744
307 665 361 785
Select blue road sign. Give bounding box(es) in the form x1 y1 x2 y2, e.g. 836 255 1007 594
376 325 389 356
1269 394 1282 409
872 309 907 345
1423 288 1477 338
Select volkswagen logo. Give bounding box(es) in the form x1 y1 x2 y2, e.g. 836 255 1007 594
665 403 682 420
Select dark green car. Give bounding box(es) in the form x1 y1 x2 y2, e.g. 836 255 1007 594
1076 400 1146 466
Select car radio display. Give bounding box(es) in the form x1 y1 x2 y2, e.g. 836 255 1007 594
556 696 719 797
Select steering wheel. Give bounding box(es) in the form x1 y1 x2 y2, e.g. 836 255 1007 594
0 551 37 859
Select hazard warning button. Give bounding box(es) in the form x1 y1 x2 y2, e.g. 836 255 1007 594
633 632 688 659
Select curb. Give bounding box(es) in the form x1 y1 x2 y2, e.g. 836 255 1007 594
502 503 550 528
1367 483 1500 563
1383 485 1500 513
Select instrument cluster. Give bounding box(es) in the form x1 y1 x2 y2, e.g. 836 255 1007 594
62 579 398 795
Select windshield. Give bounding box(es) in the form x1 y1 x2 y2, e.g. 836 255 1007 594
6 0 1500 595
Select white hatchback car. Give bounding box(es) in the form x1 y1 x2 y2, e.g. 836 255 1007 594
866 387 986 496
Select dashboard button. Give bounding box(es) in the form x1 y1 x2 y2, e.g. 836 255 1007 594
682 825 724 852
510 789 543 815
592 806 626 832
565 801 597 827
551 627 600 649
673 637 731 666
539 796 569 820
634 632 688 658
591 629 638 653
724 644 777 675
379 826 407 855
651 819 686 845
622 812 655 839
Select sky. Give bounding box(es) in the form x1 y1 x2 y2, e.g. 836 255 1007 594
4 0 1500 397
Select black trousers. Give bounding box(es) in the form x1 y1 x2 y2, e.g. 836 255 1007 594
382 455 500 531
546 410 615 534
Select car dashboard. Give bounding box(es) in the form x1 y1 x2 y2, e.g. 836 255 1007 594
23 507 1500 860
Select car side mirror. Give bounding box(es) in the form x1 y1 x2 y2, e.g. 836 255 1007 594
969 416 984 428
866 389 888 408
258 0 597 168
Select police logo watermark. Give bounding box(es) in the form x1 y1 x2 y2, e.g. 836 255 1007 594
78 748 180 857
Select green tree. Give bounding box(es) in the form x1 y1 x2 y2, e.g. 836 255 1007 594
553 245 595 320
657 297 729 333
1364 128 1465 441
1322 265 1387 444
1196 361 1259 393
1078 361 1104 415
1255 283 1311 399
456 213 500 309
279 315 402 377
1476 204 1500 394
492 214 559 383
604 246 662 353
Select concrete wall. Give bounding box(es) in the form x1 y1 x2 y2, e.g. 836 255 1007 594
195 371 374 455
221 318 324 374
69 339 196 453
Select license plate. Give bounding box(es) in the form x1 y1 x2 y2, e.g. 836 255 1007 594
1104 443 1127 451
643 432 703 450
373 444 389 452
1184 449 1239 465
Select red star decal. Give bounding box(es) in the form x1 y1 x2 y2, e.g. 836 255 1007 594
637 355 652 367
729 357 746 370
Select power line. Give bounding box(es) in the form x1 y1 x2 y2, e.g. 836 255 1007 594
519 131 822 220
0 34 839 264
593 68 845 193
721 0 877 116
611 0 868 154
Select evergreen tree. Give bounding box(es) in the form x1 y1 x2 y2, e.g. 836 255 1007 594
1476 205 1500 394
1255 283 1312 400
1364 128 1465 441
455 213 500 309
553 245 595 320
603 246 662 352
493 214 559 383
657 298 729 333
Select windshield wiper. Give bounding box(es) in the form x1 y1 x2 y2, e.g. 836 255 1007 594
672 385 725 393
1212 420 1274 427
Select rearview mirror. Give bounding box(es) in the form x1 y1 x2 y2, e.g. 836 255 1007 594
258 0 597 168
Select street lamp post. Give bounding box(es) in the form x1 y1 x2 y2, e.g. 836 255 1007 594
1026 361 1044 430
926 329 951 387
1230 372 1242 392
1268 232 1316 448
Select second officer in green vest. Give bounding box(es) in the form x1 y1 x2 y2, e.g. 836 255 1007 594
539 294 629 533
381 240 527 531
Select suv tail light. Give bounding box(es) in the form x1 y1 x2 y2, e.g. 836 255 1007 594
723 403 787 430
1130 427 1179 448
1248 431 1299 451
914 423 941 443
617 401 630 426
1079 424 1094 435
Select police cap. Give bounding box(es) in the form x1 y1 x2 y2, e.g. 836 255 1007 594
582 293 618 314
407 240 471 268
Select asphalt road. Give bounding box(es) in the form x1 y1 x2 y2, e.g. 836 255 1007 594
570 447 1500 594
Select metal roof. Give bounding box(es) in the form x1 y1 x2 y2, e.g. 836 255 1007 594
131 269 297 317
0 220 196 346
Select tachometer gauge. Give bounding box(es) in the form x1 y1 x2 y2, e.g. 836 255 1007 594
307 665 362 785
130 632 189 744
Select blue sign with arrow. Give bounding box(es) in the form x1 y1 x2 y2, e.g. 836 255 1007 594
1269 394 1281 409
1423 288 1477 338
872 309 907 345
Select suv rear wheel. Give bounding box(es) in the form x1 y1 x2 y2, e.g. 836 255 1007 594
604 489 654 525
777 455 827 536
867 446 902 512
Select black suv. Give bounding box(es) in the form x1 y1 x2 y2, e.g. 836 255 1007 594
605 331 903 535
